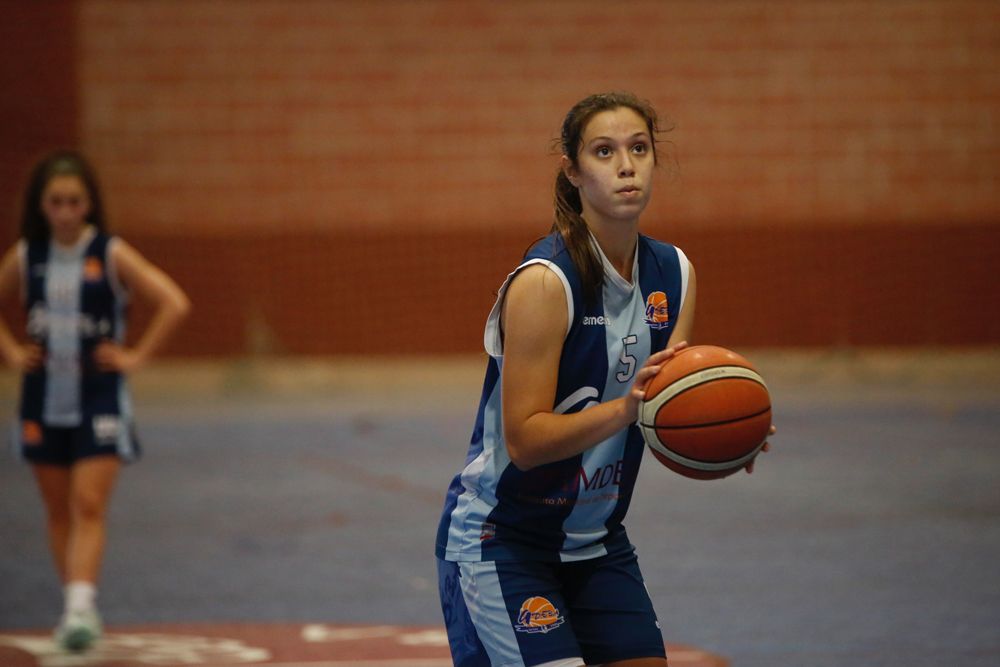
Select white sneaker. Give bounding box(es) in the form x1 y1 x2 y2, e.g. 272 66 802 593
55 608 102 652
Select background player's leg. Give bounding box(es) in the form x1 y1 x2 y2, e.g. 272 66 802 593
31 463 72 581
50 454 121 650
66 455 120 583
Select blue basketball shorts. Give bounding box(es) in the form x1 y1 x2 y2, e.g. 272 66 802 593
17 421 140 466
437 548 666 667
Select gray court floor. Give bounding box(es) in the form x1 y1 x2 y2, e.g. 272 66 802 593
1 352 999 667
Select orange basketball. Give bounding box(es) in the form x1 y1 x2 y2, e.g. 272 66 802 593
638 345 771 480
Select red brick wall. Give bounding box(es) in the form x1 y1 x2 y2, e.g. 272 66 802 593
77 0 999 233
131 224 1000 357
0 0 78 245
4 1 999 354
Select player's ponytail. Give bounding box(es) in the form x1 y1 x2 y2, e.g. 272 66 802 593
552 168 602 306
551 91 662 307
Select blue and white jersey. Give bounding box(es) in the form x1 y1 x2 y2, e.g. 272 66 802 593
437 231 690 563
15 228 137 460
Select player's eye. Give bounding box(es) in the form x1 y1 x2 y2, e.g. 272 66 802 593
595 146 612 157
632 143 648 154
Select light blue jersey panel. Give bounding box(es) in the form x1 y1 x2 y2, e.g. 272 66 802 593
42 243 86 425
559 239 652 559
436 232 689 563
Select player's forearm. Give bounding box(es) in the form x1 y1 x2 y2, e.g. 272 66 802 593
504 397 633 470
130 297 190 366
0 318 24 366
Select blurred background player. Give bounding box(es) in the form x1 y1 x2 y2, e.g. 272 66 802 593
0 151 190 651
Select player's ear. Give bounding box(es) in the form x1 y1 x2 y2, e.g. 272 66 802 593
561 155 580 188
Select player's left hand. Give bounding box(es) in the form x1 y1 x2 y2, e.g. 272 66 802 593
93 340 143 374
744 424 776 474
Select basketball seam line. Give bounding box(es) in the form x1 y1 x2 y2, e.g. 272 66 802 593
650 370 766 405
639 405 771 430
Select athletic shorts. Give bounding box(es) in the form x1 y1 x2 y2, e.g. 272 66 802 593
17 422 139 466
437 548 666 667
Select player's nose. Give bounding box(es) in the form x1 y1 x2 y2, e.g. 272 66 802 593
618 153 635 178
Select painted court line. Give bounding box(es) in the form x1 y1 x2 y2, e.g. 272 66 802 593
204 662 452 667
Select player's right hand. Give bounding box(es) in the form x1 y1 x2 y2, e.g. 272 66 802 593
626 340 689 414
3 342 44 373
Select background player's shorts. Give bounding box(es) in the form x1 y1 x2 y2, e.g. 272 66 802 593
17 423 139 466
437 548 666 667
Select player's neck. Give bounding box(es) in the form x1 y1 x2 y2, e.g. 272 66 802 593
587 219 638 281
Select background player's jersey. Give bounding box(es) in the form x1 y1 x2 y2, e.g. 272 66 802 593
437 231 690 563
14 228 138 460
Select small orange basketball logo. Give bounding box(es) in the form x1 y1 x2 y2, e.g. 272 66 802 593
22 420 42 446
514 596 564 634
83 257 104 282
644 291 670 330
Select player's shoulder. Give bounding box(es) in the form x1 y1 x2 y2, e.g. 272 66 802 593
524 231 570 262
639 233 690 268
639 233 678 255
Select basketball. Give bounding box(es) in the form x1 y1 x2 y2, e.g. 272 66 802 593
638 345 771 480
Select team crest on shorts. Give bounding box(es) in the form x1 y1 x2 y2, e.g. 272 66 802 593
644 291 670 330
92 415 121 445
22 420 42 446
514 596 564 634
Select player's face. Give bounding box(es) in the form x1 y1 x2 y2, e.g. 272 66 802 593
41 175 91 243
564 107 655 227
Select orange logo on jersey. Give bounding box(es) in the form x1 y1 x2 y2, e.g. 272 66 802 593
644 291 670 330
515 596 565 634
22 421 42 446
83 257 104 282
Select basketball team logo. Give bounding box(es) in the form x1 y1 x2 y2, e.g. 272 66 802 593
644 291 670 330
479 522 496 542
514 596 565 634
83 257 104 282
21 420 42 446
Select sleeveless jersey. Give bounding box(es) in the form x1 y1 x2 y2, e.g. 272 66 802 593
436 231 690 563
15 229 138 460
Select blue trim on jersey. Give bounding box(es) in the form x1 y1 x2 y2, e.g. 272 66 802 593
434 356 501 557
436 232 686 563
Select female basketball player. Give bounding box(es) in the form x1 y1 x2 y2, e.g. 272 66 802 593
0 151 190 651
436 92 771 667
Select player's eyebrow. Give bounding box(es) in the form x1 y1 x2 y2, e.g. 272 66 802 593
586 131 650 147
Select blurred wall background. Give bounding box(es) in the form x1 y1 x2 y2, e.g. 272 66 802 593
2 0 998 356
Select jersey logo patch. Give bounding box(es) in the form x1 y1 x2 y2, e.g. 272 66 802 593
83 257 104 282
515 596 565 634
644 291 670 330
479 522 496 542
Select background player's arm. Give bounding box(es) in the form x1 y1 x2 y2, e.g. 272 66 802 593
93 240 190 373
501 264 681 471
0 245 42 372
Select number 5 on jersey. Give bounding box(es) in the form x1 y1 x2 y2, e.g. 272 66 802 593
617 334 638 383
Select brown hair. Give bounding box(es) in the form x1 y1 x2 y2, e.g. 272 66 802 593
20 150 108 242
552 92 661 305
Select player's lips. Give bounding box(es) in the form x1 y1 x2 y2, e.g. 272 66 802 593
616 186 641 196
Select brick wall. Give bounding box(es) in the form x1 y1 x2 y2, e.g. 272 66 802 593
0 0 78 242
3 1 998 354
78 0 999 233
